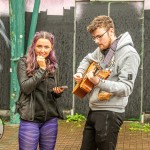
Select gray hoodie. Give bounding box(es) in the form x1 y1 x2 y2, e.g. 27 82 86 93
77 32 140 113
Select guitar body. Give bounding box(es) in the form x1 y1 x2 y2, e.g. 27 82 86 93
72 61 111 99
80 78 95 93
72 83 88 99
72 62 99 99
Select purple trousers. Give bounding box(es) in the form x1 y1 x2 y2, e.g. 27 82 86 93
19 118 58 150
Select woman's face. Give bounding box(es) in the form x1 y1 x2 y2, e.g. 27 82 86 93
35 38 52 58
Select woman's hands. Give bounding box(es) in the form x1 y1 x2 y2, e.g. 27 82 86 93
36 56 46 70
53 87 65 94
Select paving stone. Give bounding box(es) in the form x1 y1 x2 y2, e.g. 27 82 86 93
0 121 150 150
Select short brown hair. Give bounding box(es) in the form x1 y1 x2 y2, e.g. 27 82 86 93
87 15 115 33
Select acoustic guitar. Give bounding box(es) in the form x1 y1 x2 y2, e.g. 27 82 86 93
72 62 111 99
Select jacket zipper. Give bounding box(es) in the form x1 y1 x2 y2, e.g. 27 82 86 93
44 78 48 121
31 92 35 121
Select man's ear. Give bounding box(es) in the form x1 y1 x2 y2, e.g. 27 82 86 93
109 28 114 34
108 28 115 37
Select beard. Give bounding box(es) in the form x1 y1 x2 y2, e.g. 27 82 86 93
99 37 112 51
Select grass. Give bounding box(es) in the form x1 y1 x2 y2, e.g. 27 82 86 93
65 113 86 127
66 113 86 123
128 122 150 132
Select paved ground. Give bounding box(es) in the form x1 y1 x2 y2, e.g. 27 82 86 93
0 120 150 150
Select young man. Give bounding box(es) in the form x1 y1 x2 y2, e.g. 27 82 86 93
73 15 140 150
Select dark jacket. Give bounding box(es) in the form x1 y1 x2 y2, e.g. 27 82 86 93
16 57 63 122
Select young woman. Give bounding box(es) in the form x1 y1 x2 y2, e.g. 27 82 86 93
16 31 65 150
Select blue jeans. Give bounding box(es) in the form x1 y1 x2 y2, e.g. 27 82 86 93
80 110 124 150
19 118 58 150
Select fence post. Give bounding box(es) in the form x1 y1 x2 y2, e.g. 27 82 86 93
9 0 25 124
26 0 40 53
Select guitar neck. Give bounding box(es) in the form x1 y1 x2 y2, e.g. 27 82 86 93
96 70 111 80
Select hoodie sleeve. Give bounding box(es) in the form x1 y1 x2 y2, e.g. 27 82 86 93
97 51 140 97
17 58 46 95
77 48 101 74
